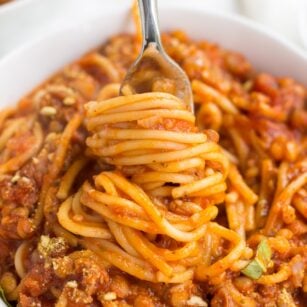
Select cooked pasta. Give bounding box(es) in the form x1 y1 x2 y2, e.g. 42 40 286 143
57 91 242 283
0 8 306 307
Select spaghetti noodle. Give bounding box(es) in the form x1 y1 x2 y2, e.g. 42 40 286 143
0 12 306 307
57 91 243 284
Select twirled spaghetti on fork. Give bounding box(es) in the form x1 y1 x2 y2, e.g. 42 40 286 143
57 90 250 284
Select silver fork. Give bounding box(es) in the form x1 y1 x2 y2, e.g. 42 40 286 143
120 0 194 113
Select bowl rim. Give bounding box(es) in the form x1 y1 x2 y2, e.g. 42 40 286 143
1 1 307 67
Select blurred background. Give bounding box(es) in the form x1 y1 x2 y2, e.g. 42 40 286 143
0 0 306 60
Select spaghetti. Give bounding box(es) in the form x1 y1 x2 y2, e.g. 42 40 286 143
0 14 306 307
57 91 244 283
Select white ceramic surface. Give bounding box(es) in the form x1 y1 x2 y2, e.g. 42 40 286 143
299 0 307 49
0 2 306 108
0 2 307 305
239 0 305 46
0 0 240 59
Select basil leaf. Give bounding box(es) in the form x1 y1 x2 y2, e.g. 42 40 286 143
0 286 12 307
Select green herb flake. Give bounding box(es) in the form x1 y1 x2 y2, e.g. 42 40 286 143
241 239 272 280
256 239 271 269
0 286 12 307
241 259 264 280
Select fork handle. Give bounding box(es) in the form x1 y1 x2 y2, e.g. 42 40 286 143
138 0 162 50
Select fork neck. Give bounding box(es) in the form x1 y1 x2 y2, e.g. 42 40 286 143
138 0 163 51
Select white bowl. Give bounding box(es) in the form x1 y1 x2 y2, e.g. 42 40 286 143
0 1 307 106
0 2 306 305
0 1 307 109
0 0 239 61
